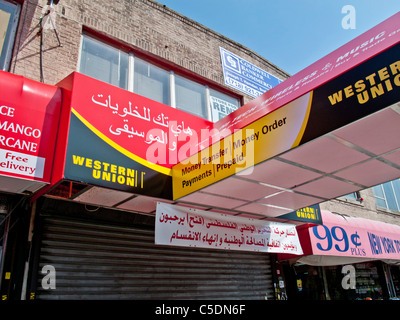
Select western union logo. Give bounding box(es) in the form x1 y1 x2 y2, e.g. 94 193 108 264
72 155 146 188
296 206 319 220
328 60 400 106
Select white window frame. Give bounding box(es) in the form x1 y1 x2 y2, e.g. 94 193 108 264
373 184 388 209
373 180 400 212
78 34 240 121
0 0 21 71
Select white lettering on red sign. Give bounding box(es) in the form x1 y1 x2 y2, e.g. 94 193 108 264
0 149 45 178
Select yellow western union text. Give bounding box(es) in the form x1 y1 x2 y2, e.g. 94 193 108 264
72 155 145 188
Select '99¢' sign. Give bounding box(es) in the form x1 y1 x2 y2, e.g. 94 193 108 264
312 225 361 253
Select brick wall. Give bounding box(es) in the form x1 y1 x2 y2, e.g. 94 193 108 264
10 0 289 105
9 0 400 226
321 188 400 226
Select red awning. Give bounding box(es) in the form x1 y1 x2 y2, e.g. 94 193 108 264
278 210 400 266
0 71 62 194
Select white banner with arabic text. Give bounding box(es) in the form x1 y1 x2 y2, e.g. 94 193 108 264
155 202 303 254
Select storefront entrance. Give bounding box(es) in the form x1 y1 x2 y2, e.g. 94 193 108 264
29 198 276 300
284 261 390 300
284 263 326 300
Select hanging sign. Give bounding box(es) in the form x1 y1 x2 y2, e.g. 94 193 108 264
278 204 322 224
220 47 282 97
155 202 303 254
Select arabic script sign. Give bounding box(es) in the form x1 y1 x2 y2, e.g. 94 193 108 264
155 202 303 254
59 72 211 199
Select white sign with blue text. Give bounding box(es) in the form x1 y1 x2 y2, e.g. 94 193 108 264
219 47 282 98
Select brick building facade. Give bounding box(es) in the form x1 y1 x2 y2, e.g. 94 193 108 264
8 0 399 228
2 0 400 300
1 0 293 300
10 0 288 105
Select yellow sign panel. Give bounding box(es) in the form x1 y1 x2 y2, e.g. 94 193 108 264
173 92 313 199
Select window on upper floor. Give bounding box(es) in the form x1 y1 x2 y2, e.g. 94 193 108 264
134 57 171 106
0 0 20 71
79 34 240 121
340 192 357 201
175 75 207 118
372 179 400 212
209 88 240 121
79 35 129 90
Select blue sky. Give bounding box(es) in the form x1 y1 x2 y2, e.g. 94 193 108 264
160 1 400 75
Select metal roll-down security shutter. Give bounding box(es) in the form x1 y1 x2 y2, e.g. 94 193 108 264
35 216 274 300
